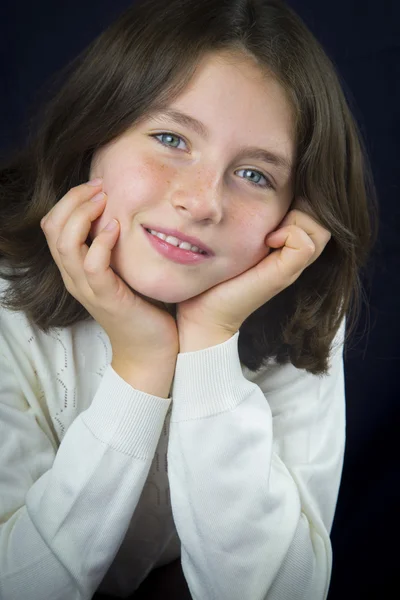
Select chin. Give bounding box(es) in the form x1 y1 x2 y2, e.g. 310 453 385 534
111 260 200 303
123 279 200 304
145 287 199 304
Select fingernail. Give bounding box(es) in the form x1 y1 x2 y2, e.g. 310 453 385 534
105 219 118 231
91 192 106 202
87 177 103 186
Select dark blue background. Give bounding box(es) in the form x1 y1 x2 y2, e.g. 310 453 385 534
1 2 399 598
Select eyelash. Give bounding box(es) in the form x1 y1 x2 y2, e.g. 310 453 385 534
150 132 275 191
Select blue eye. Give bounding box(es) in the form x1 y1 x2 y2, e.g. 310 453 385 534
236 168 274 190
152 132 187 150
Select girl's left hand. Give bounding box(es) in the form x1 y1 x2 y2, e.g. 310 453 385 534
176 200 331 348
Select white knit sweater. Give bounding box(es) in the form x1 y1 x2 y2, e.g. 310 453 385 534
0 276 345 600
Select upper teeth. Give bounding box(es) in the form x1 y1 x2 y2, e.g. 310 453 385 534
148 229 205 254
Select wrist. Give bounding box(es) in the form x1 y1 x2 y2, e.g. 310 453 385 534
111 356 176 398
178 323 237 353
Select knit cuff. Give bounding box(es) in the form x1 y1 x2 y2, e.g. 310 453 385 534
81 364 171 459
171 331 255 422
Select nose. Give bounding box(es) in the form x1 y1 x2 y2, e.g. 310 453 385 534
170 172 223 224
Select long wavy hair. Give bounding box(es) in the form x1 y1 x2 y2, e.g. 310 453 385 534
0 0 377 374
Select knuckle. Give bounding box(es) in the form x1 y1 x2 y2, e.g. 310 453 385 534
304 242 316 258
83 257 100 276
306 239 316 252
56 239 69 257
41 215 53 232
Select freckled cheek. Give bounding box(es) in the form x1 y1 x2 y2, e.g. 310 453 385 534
89 163 169 238
223 201 287 275
224 224 269 275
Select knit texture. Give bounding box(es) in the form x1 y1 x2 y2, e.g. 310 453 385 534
0 276 345 600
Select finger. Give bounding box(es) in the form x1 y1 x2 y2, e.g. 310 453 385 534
229 225 316 318
266 225 316 276
52 194 108 289
83 219 126 303
271 210 331 261
41 179 104 230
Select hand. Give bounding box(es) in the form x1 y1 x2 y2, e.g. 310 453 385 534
177 199 331 350
40 180 179 367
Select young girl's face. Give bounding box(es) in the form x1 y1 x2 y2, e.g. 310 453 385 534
89 51 295 304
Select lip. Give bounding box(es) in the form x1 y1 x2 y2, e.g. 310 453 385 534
142 226 212 265
141 224 214 256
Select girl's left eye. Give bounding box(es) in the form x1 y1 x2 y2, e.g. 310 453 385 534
152 132 187 150
151 132 274 190
235 169 274 190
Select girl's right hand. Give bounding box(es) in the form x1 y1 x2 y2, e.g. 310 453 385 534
40 180 179 369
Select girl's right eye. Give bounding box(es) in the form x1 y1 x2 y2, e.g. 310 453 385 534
151 132 188 151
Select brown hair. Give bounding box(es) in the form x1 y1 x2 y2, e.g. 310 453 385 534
0 0 377 374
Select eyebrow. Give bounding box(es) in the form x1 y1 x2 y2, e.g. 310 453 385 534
147 108 293 175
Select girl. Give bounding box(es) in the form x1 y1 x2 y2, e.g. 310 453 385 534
0 0 376 599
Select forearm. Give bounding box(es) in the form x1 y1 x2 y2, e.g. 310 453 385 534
169 411 329 600
0 364 171 600
167 332 343 600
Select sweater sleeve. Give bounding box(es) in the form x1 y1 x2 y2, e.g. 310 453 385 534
0 351 171 600
167 319 346 600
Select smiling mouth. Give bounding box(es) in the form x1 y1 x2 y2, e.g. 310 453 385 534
142 226 211 265
144 228 208 255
